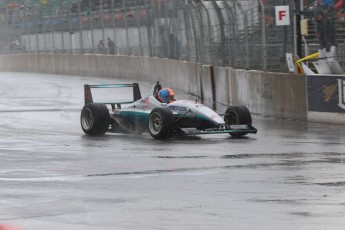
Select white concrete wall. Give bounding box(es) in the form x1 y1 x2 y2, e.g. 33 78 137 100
1 53 337 123
213 67 307 120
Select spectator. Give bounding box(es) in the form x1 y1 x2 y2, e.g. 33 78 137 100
71 3 79 16
107 37 115 55
316 10 337 58
319 0 335 17
98 39 105 54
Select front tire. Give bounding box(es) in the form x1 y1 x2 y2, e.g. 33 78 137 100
148 108 175 139
224 106 252 137
81 103 110 135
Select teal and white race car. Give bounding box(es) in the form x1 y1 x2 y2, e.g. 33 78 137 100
80 82 257 139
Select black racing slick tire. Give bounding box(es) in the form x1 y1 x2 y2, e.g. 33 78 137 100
81 103 110 136
148 108 175 139
224 105 252 138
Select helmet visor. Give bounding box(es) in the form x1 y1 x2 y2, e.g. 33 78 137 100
168 95 174 103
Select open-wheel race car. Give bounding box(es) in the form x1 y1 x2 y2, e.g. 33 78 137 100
80 81 257 139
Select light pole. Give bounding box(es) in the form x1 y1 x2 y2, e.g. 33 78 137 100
89 0 95 52
100 0 105 48
122 0 130 55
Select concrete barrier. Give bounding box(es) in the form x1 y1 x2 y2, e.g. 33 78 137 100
231 70 307 120
211 67 307 120
0 53 326 123
15 55 201 97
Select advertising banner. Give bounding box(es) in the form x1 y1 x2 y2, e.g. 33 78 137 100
307 75 345 112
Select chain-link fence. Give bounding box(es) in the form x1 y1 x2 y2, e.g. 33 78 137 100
0 0 344 72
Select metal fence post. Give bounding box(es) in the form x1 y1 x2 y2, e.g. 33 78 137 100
122 0 130 55
259 0 267 71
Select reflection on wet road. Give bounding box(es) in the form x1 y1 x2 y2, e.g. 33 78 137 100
0 72 344 230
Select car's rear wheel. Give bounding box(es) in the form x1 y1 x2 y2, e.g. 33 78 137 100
148 108 175 139
81 103 110 135
224 105 252 138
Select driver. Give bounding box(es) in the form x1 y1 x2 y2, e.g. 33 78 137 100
158 88 175 103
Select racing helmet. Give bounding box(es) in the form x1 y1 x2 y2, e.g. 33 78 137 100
158 88 175 103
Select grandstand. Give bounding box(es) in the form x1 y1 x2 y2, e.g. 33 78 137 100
0 0 157 53
1 0 71 22
0 0 151 18
0 0 158 33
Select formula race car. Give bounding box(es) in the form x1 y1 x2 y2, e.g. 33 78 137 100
80 82 257 139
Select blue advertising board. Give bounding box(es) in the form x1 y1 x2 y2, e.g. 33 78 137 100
307 75 345 113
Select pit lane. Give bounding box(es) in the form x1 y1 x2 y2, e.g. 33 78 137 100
0 72 345 230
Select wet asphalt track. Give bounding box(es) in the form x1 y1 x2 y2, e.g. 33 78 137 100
0 72 345 230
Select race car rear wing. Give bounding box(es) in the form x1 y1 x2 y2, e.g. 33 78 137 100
84 83 141 106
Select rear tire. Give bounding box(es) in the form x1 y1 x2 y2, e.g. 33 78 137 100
81 103 110 135
148 108 175 139
224 106 252 137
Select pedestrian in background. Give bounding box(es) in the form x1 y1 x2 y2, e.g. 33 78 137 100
107 37 115 55
316 10 337 58
97 39 105 54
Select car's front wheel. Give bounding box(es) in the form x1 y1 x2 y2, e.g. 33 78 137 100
224 105 252 138
81 103 110 135
148 108 175 139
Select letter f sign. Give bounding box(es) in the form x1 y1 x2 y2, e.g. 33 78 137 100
275 5 290 26
279 11 286 20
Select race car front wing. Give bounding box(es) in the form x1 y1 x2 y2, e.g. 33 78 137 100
177 124 257 136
